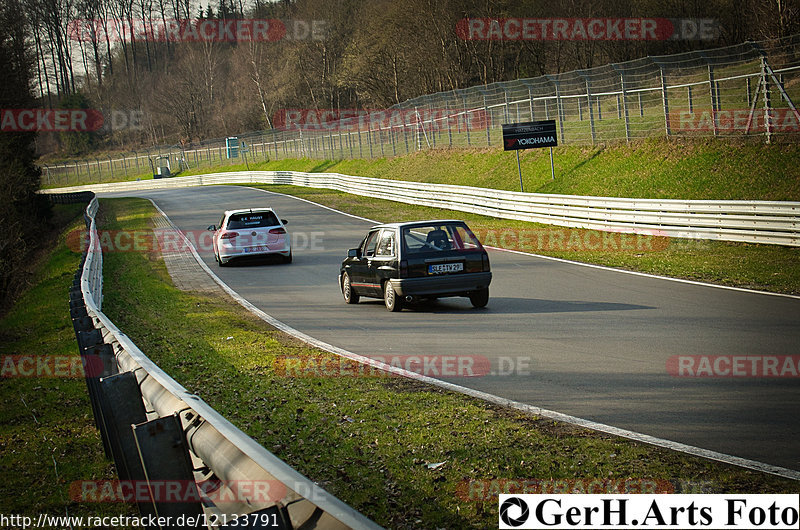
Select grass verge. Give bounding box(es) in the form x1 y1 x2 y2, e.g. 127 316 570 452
97 197 798 529
246 184 800 295
0 204 137 521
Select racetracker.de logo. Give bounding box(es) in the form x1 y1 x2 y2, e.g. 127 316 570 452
1 355 104 378
274 354 492 378
67 19 326 42
667 355 800 378
673 109 800 133
456 18 718 41
65 229 324 254
473 228 669 253
458 478 676 501
1 109 104 132
71 479 286 504
273 108 489 132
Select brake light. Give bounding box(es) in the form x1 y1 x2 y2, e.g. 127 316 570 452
399 260 408 278
269 227 286 234
482 253 490 272
220 231 238 239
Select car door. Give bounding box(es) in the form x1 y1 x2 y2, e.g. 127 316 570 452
347 229 381 297
212 214 226 257
369 228 398 291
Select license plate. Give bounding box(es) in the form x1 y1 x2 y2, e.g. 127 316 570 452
244 246 267 253
428 262 463 274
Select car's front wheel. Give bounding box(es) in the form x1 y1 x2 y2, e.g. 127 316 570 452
342 272 359 304
384 282 404 312
469 287 489 308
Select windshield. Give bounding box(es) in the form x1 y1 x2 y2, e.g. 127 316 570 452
227 212 279 229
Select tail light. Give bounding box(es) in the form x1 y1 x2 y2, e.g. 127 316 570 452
269 227 286 234
220 231 238 240
482 253 490 272
399 260 408 278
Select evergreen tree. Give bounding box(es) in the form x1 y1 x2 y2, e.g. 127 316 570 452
0 0 51 306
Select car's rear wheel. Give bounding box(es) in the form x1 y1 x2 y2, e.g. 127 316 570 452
469 287 489 308
342 272 359 304
384 282 404 312
283 250 293 264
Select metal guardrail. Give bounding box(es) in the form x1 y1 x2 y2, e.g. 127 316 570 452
45 171 800 247
70 194 382 529
47 190 96 204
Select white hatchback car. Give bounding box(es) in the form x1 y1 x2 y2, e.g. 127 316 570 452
209 208 291 265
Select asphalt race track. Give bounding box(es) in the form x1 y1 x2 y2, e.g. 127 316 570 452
102 185 800 471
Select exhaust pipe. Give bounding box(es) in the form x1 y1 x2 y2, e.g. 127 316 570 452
405 295 414 302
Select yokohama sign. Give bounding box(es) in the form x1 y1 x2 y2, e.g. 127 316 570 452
502 120 558 150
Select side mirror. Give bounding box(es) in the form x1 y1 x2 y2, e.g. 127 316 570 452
281 219 289 225
347 248 360 258
207 225 216 231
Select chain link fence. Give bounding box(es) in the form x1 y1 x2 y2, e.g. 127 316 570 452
42 34 800 188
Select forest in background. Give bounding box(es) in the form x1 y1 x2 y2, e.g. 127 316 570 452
18 0 800 155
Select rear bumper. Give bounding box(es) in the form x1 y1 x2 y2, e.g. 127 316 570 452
220 243 291 261
390 272 492 297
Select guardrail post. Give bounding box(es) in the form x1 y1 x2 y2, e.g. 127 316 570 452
761 56 773 144
429 101 438 147
413 105 422 150
75 326 113 459
746 77 751 107
527 84 535 121
659 66 671 137
349 131 355 158
612 66 631 143
432 101 442 144
482 95 490 146
462 94 471 146
707 64 719 136
132 414 205 523
577 71 596 145
503 87 510 124
98 371 155 517
92 342 119 379
545 75 566 143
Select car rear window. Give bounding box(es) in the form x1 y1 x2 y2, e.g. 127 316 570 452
226 212 279 229
402 223 483 254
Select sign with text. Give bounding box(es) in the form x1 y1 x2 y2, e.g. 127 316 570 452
502 120 558 150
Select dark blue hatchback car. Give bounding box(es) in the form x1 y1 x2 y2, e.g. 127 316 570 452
339 220 492 311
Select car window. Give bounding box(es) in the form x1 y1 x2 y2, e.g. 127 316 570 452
402 223 483 254
362 230 380 257
218 215 225 229
226 212 279 229
375 230 395 257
